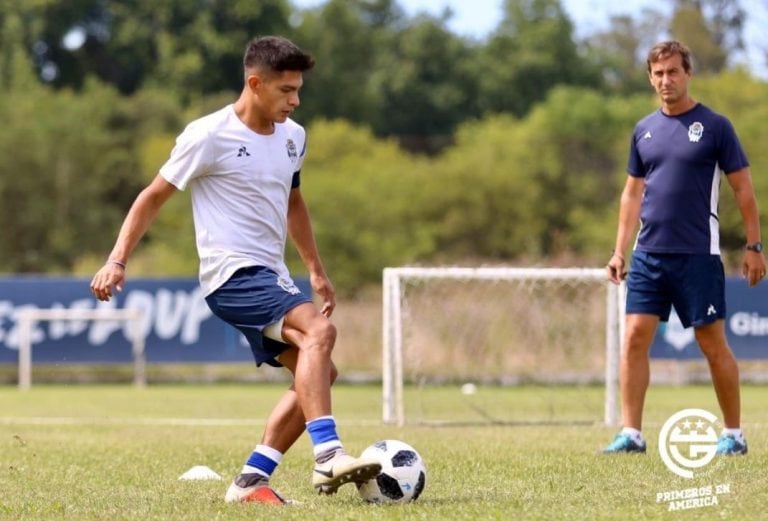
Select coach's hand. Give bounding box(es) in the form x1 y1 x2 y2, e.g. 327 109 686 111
743 250 767 288
90 260 126 301
606 252 626 285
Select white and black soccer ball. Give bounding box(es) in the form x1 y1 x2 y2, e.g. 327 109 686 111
356 439 426 503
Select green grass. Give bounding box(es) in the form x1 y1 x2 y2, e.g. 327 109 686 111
1 383 767 520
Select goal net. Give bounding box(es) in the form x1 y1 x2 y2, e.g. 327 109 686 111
16 308 146 389
382 267 623 426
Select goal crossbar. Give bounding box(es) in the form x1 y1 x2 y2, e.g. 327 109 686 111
382 267 624 426
16 308 147 389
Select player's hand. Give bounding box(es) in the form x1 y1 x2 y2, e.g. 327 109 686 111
743 251 767 288
311 272 336 317
90 261 126 301
606 252 626 285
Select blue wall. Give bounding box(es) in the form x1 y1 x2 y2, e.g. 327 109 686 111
650 277 768 359
0 276 310 364
1 276 766 364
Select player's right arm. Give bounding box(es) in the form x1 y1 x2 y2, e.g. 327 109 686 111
90 174 178 301
607 176 644 284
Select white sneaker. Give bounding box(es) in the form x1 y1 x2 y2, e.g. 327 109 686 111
312 451 382 494
224 475 290 505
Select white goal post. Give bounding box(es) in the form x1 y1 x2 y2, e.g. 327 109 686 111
17 308 147 390
382 267 625 426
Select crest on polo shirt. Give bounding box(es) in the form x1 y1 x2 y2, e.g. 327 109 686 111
688 122 704 143
286 139 298 162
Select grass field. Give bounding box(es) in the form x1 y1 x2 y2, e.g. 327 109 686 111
1 383 767 520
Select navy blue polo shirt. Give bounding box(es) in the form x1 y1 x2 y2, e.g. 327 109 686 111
627 103 749 254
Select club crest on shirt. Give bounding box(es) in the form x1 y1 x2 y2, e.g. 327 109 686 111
688 122 704 143
286 139 298 162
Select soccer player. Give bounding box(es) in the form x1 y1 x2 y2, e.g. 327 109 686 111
90 36 381 504
603 40 766 455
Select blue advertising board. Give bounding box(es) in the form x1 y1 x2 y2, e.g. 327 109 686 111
0 276 310 364
650 277 768 359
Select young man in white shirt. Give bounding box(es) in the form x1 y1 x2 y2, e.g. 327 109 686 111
90 35 380 505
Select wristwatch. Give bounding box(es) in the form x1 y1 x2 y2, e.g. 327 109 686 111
745 242 763 253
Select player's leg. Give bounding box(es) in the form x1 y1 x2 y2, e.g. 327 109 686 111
225 348 339 504
280 302 381 493
205 267 310 504
260 346 339 454
280 302 335 420
694 321 747 454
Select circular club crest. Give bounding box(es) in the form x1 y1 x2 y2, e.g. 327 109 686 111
658 409 719 478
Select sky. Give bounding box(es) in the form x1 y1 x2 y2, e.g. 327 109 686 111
292 0 768 78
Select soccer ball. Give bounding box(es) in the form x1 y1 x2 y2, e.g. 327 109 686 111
356 439 426 503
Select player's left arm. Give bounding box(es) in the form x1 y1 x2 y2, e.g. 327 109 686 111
726 167 766 287
287 186 336 316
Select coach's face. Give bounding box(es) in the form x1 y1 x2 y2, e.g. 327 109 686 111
648 52 691 107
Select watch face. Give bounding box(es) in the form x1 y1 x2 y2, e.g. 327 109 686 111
747 242 763 252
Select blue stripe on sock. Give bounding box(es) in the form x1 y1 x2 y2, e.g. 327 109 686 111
306 417 339 446
245 452 278 476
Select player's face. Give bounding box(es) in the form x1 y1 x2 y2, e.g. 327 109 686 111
648 53 691 106
253 70 303 124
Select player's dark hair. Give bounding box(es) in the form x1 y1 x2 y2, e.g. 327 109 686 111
243 36 315 74
646 40 693 74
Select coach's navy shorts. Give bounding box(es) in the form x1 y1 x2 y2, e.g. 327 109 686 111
625 251 726 328
205 266 312 367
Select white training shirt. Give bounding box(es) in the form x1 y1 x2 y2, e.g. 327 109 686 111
159 104 306 296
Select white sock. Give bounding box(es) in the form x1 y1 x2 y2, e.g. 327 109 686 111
313 440 343 460
722 428 744 442
621 427 644 444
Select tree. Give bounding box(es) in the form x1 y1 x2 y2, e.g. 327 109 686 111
30 0 293 96
475 0 601 117
369 16 479 152
0 0 53 91
669 0 745 74
295 119 436 292
291 0 400 127
582 11 666 95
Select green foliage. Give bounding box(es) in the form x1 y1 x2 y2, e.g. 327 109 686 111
368 16 479 152
581 13 664 95
670 2 728 73
428 115 546 259
2 0 767 291
292 0 395 127
669 0 746 74
0 80 145 273
475 0 602 117
295 120 436 291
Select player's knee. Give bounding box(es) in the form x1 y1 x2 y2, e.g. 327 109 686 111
305 319 337 356
329 363 339 385
317 319 337 346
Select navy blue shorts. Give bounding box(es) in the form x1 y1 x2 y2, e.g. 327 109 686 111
625 251 726 328
205 266 312 367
